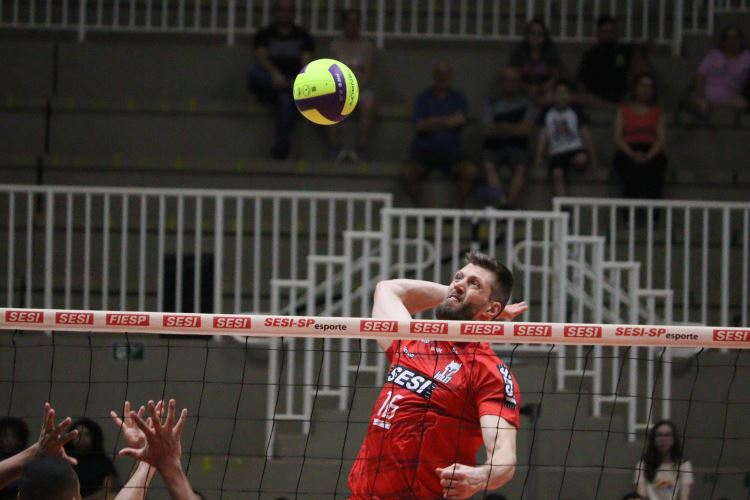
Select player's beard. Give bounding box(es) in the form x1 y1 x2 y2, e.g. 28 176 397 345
435 298 481 321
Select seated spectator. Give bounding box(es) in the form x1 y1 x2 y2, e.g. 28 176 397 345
480 66 535 208
509 18 563 105
635 420 693 500
248 0 314 159
578 15 652 108
64 419 119 499
329 8 376 162
534 80 597 201
0 417 30 499
613 73 667 201
689 25 750 117
400 61 478 207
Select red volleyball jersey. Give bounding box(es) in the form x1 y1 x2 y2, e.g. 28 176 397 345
348 339 521 499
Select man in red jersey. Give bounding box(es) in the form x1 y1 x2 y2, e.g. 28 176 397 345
348 250 526 500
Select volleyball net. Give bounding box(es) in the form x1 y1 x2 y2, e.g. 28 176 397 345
1 308 748 499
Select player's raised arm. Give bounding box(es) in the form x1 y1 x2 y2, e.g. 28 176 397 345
371 279 448 351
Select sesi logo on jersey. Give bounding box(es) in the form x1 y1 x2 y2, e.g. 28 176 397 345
497 364 517 409
385 365 437 399
434 361 462 384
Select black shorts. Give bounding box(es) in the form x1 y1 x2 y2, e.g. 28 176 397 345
410 146 466 174
548 149 588 174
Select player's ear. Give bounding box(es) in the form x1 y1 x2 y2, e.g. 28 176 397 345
482 301 503 321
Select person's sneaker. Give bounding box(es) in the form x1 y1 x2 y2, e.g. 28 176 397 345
351 145 367 162
335 148 348 162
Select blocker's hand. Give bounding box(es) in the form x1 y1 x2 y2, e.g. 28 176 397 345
110 400 164 450
499 301 528 321
435 463 488 499
34 403 78 465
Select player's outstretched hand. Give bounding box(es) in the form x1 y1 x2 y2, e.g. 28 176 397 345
111 400 164 451
499 301 528 321
118 399 186 470
435 463 487 500
35 402 78 465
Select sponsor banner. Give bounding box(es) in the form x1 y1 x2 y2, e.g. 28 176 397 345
614 326 666 337
212 316 252 330
360 319 399 333
162 314 202 329
460 323 504 336
514 324 552 337
713 329 750 343
55 312 94 325
410 321 448 335
263 317 316 328
106 313 149 327
564 325 602 338
5 310 44 324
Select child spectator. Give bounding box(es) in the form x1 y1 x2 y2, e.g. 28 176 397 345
64 418 119 499
400 62 478 208
689 25 750 117
509 18 564 105
248 0 315 159
635 420 693 500
480 66 535 208
329 9 376 162
578 15 652 108
534 80 597 200
613 73 667 200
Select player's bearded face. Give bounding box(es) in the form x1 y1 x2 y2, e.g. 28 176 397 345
435 297 482 321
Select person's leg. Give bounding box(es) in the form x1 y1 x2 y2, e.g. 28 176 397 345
452 160 479 208
355 91 376 156
507 162 527 208
400 159 429 207
551 166 566 198
273 86 295 159
571 151 590 171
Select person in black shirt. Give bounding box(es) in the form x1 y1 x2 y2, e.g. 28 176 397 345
64 419 119 499
248 0 315 159
577 15 651 108
0 418 30 500
479 67 535 208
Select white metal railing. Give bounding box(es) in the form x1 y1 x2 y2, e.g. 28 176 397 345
715 0 750 10
555 198 750 329
0 184 392 317
0 0 717 54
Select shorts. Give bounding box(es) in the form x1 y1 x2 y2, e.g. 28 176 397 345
548 149 588 174
482 147 528 169
410 145 466 174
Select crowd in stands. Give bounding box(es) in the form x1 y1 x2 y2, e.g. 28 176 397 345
1 405 693 499
249 1 750 209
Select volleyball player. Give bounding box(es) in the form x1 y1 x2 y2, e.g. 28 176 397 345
349 250 525 499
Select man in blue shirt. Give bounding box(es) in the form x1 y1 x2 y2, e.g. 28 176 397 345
401 62 478 207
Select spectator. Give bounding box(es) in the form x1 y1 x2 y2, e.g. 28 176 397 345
248 0 314 159
578 15 652 108
689 25 750 117
534 80 597 200
329 8 376 162
480 66 535 208
635 420 693 500
400 61 478 207
613 73 667 201
64 419 119 499
0 418 30 499
509 18 564 105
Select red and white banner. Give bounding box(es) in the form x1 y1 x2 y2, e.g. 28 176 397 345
1 308 749 349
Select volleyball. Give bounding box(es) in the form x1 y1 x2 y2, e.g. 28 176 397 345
293 58 359 125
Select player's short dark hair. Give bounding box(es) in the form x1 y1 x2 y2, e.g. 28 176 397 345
596 14 616 27
463 250 513 307
18 456 79 500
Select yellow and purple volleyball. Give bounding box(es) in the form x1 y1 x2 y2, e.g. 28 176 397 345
293 58 359 125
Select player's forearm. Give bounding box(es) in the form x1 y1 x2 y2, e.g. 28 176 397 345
159 462 195 500
483 450 517 490
114 462 156 500
0 445 39 490
374 279 448 314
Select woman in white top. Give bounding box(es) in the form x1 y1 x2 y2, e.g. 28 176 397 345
635 420 694 500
